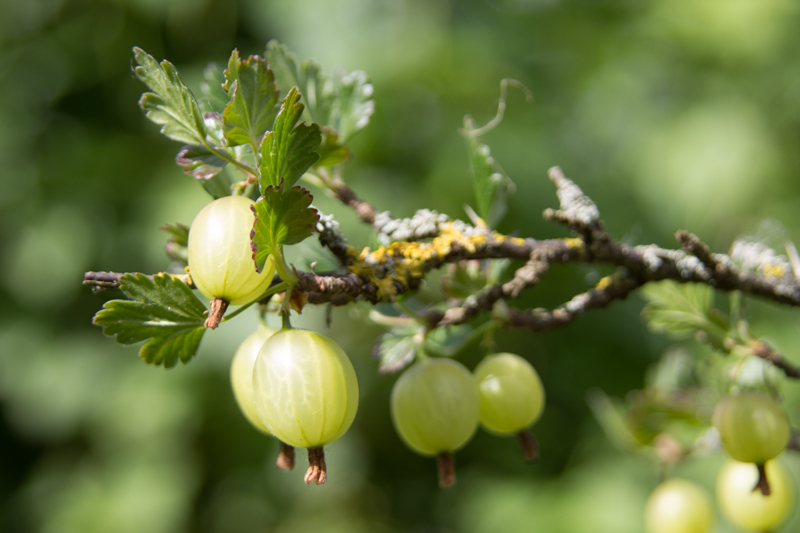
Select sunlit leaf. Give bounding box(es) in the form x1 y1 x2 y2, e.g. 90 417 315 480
92 273 207 368
259 87 321 190
251 186 319 272
221 51 281 147
133 47 206 145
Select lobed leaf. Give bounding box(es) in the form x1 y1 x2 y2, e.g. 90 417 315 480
251 185 320 272
640 280 715 335
424 324 473 356
92 273 207 368
328 67 375 142
259 87 321 190
373 326 420 374
199 62 229 115
160 222 190 264
464 121 512 226
266 40 373 146
222 51 281 148
176 144 227 181
133 47 207 145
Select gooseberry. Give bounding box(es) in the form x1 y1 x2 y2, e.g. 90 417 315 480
712 392 790 494
187 195 276 328
474 352 545 461
252 328 359 484
390 358 480 487
644 479 714 533
717 459 794 532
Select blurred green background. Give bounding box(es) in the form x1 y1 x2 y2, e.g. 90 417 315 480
1 0 800 531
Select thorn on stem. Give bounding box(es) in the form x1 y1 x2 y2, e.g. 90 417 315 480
437 452 456 488
205 298 229 329
304 447 327 485
753 463 771 496
517 429 539 462
276 442 295 471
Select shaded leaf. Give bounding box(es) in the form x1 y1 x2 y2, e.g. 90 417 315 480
424 324 473 356
464 120 512 226
316 128 351 167
266 41 330 124
640 280 716 335
328 67 375 142
199 62 229 114
259 87 321 190
160 223 189 264
586 389 644 453
373 326 420 374
93 273 207 368
266 40 373 142
251 186 319 272
176 144 227 181
133 47 206 145
160 222 189 246
441 261 488 300
222 52 281 147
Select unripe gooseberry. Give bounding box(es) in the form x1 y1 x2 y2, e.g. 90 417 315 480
712 392 790 464
232 326 296 471
717 459 794 532
391 358 480 487
712 392 790 494
252 328 359 484
474 353 545 433
188 196 275 326
230 327 277 434
474 353 545 461
644 479 714 533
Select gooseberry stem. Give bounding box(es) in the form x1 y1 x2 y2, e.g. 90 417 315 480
220 281 290 323
205 298 229 329
276 442 295 471
271 246 300 321
437 452 456 488
754 463 771 496
281 311 292 330
304 447 327 485
517 429 539 462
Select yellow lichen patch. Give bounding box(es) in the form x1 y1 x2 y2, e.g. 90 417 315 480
346 225 497 301
564 237 588 259
761 264 786 279
595 275 616 292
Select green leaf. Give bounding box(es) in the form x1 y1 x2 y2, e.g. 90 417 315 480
176 144 227 181
373 326 420 374
464 121 511 226
222 49 240 93
251 186 320 272
199 62 229 115
640 280 715 336
259 87 321 190
586 389 644 453
160 222 189 246
424 324 473 356
441 261 489 300
265 40 373 142
160 223 189 264
316 128 351 167
221 52 281 148
328 67 375 142
265 41 326 124
93 273 207 368
133 47 207 145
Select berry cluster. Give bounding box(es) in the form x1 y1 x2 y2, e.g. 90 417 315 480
645 391 794 533
193 196 546 485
